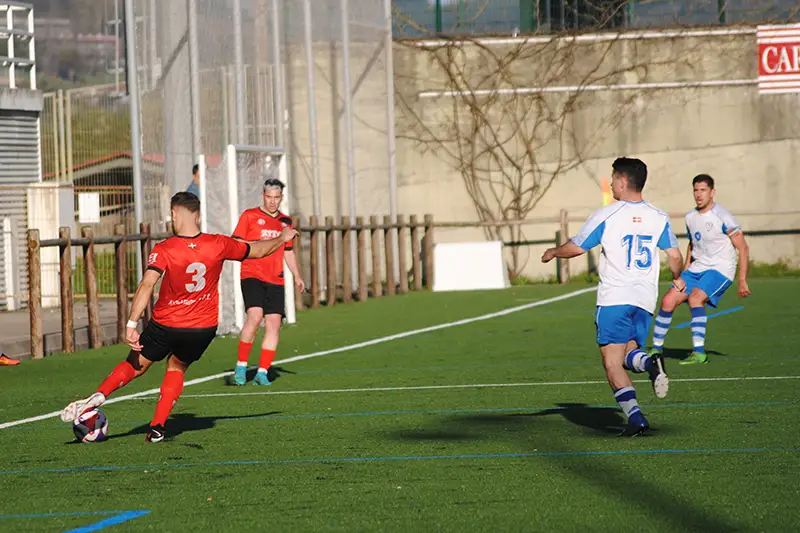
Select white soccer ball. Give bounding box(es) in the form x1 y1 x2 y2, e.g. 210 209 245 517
72 409 109 443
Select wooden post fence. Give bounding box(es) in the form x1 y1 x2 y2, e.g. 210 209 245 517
139 222 153 325
59 227 74 353
384 215 396 296
410 215 423 291
370 215 381 298
309 215 320 308
356 216 368 302
423 214 434 289
27 229 43 359
81 226 102 349
341 216 353 303
114 224 128 343
397 215 409 294
292 216 304 311
325 216 336 306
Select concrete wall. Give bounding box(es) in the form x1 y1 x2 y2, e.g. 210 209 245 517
283 29 800 281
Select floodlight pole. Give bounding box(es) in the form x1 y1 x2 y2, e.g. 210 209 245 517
124 0 145 280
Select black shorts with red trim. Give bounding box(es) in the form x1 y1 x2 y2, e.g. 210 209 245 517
139 320 217 365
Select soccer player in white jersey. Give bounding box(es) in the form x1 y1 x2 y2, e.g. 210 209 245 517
647 174 751 365
542 158 684 437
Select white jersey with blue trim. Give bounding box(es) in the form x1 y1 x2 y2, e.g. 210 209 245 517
571 201 678 314
685 203 740 281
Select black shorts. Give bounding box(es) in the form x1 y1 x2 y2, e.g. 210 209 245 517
241 278 285 317
139 320 217 365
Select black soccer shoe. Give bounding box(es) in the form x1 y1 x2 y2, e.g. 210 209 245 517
145 424 165 443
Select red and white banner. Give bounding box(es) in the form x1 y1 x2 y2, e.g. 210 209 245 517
757 23 800 94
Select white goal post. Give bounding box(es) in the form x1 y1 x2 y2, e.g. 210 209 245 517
197 144 296 335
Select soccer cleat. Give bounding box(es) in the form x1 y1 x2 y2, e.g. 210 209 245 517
647 347 663 358
0 354 20 366
679 351 708 365
60 392 106 423
648 353 669 399
233 366 247 386
619 412 649 437
145 425 165 443
253 371 272 386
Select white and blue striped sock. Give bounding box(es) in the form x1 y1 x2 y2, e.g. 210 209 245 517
690 306 707 354
652 309 673 349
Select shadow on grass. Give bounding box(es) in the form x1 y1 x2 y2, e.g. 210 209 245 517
105 411 281 441
662 348 726 361
389 402 739 532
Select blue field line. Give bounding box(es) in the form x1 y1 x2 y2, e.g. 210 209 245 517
11 400 799 431
0 448 796 476
674 306 744 329
65 510 150 533
0 510 150 532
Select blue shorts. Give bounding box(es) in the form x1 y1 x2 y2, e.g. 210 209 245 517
680 269 732 308
595 305 653 348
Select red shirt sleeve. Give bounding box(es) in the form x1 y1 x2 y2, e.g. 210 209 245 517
232 211 249 240
146 242 168 274
219 235 250 261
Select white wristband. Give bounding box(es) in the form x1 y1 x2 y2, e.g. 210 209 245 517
126 320 138 329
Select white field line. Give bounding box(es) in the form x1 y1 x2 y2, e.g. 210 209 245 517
0 287 598 429
174 375 800 399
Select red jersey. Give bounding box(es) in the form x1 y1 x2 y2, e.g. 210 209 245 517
232 207 293 286
147 233 250 329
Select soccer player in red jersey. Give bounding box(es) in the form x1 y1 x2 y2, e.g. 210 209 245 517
232 178 304 386
59 192 297 442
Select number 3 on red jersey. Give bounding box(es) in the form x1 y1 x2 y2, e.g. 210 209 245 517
185 262 207 292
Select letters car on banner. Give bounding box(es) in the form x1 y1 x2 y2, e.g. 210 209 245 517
758 23 800 94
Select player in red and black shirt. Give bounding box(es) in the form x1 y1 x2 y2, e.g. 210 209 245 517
60 192 296 443
231 178 305 386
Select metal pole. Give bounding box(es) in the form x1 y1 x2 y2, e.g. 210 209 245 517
187 0 202 160
124 0 145 280
233 0 246 144
148 0 157 90
341 0 358 289
65 90 74 183
384 0 398 280
270 0 285 147
302 0 320 218
302 0 324 301
57 90 67 182
270 0 296 322
115 0 120 93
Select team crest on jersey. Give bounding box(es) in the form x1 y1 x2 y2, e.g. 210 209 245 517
632 216 642 223
258 219 266 226
706 222 713 231
148 252 158 265
188 243 197 249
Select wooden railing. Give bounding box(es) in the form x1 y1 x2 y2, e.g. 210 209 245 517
26 215 436 359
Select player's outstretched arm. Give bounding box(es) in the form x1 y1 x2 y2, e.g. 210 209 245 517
125 269 162 350
683 242 693 272
729 231 751 297
664 247 685 291
541 241 585 263
247 227 298 259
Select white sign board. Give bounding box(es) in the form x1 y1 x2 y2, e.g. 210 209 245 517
757 23 800 94
433 241 510 292
78 192 101 224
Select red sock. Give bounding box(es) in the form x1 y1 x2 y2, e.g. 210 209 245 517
258 349 276 372
150 370 185 427
97 361 137 398
237 341 253 365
